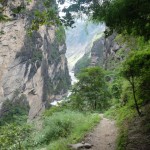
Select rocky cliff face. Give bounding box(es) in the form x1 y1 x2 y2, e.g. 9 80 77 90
91 32 130 70
90 33 122 69
74 32 129 73
0 0 70 119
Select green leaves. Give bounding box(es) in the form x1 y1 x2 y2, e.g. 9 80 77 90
28 8 61 34
0 123 31 150
122 49 150 110
70 67 110 111
63 0 150 39
93 0 150 39
32 110 99 149
55 26 66 44
122 50 150 79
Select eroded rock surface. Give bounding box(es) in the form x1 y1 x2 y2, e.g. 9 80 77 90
0 0 70 119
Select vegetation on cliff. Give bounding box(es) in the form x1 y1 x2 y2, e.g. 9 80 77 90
74 52 91 76
0 0 150 150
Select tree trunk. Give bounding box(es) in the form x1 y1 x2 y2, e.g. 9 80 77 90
131 76 141 116
94 100 97 110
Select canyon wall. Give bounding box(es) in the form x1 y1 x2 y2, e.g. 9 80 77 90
74 32 130 73
0 0 71 119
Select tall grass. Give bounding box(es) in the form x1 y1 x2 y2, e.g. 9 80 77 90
32 109 100 150
104 102 136 150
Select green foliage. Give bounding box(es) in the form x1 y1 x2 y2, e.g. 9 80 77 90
0 123 31 150
31 50 43 62
28 7 60 34
122 50 150 79
0 94 29 125
122 50 150 114
55 26 66 44
110 76 122 100
0 14 9 21
34 113 72 145
27 0 61 34
43 104 67 117
104 45 150 148
74 52 91 75
104 101 136 150
32 109 100 149
0 89 31 150
93 0 150 39
64 0 150 39
70 67 110 111
11 5 26 14
120 80 132 105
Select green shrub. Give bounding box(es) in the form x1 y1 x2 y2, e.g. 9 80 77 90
34 114 73 145
0 123 31 150
31 50 43 62
0 95 29 125
11 5 26 14
55 26 65 44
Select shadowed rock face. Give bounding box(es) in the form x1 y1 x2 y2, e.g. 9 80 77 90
0 0 71 120
90 36 105 67
74 32 126 73
90 33 121 69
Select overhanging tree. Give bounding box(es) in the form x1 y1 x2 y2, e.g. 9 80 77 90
1 0 150 38
62 0 150 39
122 50 150 116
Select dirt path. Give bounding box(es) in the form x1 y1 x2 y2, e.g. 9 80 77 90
82 114 118 150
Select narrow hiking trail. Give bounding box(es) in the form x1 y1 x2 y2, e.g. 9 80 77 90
82 114 117 150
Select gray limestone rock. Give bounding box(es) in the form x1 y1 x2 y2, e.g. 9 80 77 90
68 143 93 150
0 0 71 120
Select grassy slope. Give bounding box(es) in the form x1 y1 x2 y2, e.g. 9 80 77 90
104 101 150 150
31 108 100 150
104 103 136 150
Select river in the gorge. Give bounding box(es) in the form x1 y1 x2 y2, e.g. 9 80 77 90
50 71 78 106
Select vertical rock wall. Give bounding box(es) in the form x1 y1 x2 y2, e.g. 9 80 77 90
74 32 130 73
87 32 127 70
0 0 70 119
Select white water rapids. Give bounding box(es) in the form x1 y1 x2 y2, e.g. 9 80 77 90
50 71 78 106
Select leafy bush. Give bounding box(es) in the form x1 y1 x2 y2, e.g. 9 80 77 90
0 123 31 150
0 94 29 125
122 50 150 115
34 113 73 145
11 5 26 14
